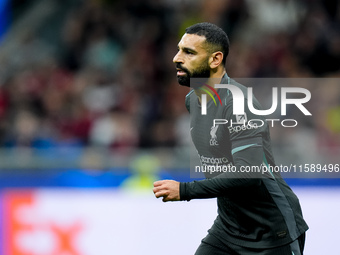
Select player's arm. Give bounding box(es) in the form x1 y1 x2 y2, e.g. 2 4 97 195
153 139 265 202
179 140 264 201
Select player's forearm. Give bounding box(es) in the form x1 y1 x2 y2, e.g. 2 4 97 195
180 179 226 200
180 171 260 201
180 146 263 201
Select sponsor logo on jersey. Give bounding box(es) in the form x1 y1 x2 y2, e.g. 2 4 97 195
200 155 229 164
228 122 258 134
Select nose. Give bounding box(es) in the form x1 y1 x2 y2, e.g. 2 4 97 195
173 51 183 64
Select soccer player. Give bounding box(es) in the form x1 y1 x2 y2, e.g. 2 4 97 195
153 22 308 255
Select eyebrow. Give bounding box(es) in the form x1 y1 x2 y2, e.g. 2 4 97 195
178 46 198 54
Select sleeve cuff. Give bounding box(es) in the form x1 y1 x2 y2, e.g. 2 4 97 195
179 182 191 201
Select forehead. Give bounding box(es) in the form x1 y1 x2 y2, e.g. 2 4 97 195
178 33 207 51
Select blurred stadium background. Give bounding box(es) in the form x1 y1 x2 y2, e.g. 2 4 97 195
0 0 339 254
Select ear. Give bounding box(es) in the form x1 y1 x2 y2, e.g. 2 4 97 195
209 52 224 69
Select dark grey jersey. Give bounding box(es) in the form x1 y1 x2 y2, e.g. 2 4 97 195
180 74 308 249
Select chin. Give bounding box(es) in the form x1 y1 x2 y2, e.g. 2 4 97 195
177 76 190 87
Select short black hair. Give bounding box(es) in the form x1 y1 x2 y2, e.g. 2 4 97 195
185 22 229 65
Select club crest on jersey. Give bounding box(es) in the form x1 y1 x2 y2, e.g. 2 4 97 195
210 125 219 146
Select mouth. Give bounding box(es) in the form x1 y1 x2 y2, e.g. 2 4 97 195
176 68 187 76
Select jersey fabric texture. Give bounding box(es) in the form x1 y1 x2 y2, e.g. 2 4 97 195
180 74 308 249
195 232 305 255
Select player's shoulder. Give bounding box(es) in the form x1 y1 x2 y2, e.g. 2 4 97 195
220 77 259 106
222 78 248 99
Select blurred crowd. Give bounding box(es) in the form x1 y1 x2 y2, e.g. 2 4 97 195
0 0 339 161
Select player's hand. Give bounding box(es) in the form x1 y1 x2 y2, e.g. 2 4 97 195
153 180 180 202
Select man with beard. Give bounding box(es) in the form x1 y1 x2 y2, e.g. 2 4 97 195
153 23 308 255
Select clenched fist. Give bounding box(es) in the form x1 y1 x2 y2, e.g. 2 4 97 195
153 180 180 202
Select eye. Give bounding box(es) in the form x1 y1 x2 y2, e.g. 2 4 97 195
185 49 194 55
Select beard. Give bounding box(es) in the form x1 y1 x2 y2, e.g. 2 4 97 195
176 61 210 88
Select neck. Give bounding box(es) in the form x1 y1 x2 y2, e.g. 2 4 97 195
194 69 226 103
